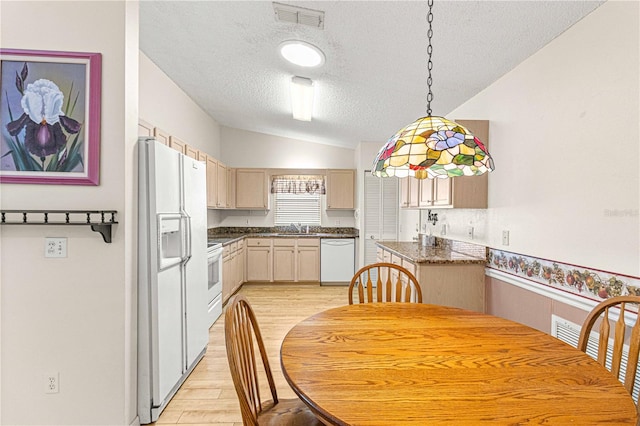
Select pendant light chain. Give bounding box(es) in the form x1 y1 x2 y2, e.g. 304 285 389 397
426 0 434 117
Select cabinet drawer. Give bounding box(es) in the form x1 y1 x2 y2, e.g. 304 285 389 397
297 238 319 247
246 238 271 247
273 239 296 247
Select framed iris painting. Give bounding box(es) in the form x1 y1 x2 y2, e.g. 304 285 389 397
0 49 101 185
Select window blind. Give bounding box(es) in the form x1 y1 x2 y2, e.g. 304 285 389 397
274 192 321 226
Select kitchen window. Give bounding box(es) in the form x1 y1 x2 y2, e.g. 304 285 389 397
272 175 324 226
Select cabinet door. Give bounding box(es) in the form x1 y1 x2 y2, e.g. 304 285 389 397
326 169 355 209
222 252 233 302
236 169 268 209
206 157 217 209
418 179 434 207
138 119 154 137
227 168 236 209
154 128 171 146
433 178 452 206
246 246 272 282
185 145 198 160
273 245 296 282
169 136 186 154
297 246 319 281
216 162 227 208
237 245 245 286
399 178 419 208
197 151 208 163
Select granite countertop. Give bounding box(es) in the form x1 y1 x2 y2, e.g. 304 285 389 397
208 227 359 246
376 238 487 265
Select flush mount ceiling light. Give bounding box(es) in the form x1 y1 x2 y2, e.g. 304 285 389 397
290 76 314 121
279 40 325 68
372 0 494 179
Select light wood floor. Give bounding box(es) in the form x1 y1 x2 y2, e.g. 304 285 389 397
153 283 348 425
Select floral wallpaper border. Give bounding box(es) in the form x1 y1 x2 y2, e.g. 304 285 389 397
487 249 640 302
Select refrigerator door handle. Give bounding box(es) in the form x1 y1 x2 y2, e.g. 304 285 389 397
182 214 192 264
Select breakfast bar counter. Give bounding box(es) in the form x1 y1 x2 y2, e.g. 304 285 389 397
376 238 488 312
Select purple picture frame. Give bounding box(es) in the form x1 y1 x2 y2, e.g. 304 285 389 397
0 49 101 185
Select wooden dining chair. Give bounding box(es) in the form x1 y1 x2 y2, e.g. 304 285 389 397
349 262 422 304
224 294 323 426
578 295 640 402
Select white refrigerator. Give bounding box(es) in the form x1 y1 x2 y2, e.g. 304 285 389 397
137 138 209 424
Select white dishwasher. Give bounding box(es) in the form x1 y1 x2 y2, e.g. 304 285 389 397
320 238 355 285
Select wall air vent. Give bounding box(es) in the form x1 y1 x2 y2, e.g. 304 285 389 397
273 2 325 29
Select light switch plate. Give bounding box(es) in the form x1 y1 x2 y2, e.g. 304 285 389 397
502 230 510 246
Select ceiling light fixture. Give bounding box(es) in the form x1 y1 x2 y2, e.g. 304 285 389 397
279 40 325 68
372 0 494 179
290 76 314 121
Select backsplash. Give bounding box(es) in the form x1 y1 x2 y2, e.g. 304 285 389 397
208 226 359 237
488 248 640 302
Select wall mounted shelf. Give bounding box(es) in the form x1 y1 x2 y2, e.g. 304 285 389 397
0 210 118 243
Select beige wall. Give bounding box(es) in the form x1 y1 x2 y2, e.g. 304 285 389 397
1 1 138 425
221 126 356 169
437 1 639 277
139 52 222 157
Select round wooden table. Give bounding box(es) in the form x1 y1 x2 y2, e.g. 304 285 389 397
280 303 637 425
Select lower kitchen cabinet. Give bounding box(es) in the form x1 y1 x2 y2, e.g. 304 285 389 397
273 239 296 282
296 239 320 282
247 237 319 283
246 238 273 282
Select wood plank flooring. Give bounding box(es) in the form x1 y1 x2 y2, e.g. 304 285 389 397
153 283 348 425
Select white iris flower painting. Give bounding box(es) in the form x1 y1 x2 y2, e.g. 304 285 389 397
0 49 101 185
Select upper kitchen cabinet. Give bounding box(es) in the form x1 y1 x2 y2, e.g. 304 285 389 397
236 169 269 209
185 144 198 160
138 119 154 137
216 161 228 208
400 120 489 209
169 136 187 154
206 156 217 209
153 128 171 147
326 169 355 210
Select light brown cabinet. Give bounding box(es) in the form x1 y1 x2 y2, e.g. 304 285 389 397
216 161 228 208
169 136 187 154
400 177 420 208
222 241 245 303
377 246 485 312
326 169 355 209
235 169 268 209
246 238 272 282
206 156 217 209
273 239 296 282
138 119 154 137
296 239 320 282
185 144 198 160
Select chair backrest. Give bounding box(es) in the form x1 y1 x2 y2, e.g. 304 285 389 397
225 294 278 426
349 262 422 304
578 295 640 398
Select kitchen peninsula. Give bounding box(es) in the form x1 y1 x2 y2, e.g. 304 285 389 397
376 238 487 312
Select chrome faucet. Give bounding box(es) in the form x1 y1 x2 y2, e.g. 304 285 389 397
291 222 302 233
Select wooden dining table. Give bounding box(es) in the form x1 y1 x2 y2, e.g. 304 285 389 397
280 303 638 425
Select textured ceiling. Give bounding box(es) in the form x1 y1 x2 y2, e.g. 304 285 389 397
140 1 604 149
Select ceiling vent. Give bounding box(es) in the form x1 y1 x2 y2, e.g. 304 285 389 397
273 2 325 30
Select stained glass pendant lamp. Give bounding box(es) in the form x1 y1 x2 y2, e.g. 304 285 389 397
372 0 494 179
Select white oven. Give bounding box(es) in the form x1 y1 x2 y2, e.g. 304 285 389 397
207 243 223 327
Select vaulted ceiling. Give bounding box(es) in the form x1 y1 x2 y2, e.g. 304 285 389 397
140 1 604 149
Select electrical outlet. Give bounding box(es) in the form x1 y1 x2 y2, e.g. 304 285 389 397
467 226 474 239
45 372 59 393
45 238 67 258
502 230 510 246
441 224 447 235
335 220 340 226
